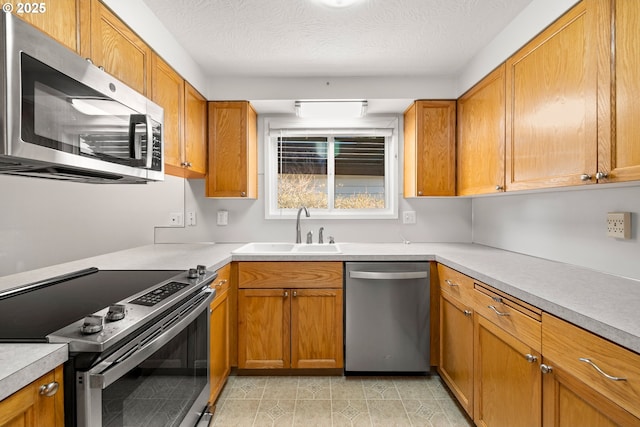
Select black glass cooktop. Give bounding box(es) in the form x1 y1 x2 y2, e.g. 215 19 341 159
0 269 183 342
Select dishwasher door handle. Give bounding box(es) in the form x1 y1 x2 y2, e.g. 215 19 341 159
349 271 429 280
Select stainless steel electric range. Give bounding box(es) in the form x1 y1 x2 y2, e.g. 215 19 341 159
0 266 217 427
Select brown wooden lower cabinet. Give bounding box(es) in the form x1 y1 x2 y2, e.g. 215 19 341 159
0 365 64 427
237 287 343 370
474 314 542 427
439 291 474 417
209 264 231 404
541 359 640 427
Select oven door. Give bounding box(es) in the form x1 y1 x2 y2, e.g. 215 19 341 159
76 290 214 427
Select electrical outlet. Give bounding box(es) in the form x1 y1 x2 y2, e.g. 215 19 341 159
217 210 228 226
607 212 631 239
402 211 417 224
187 211 197 226
169 212 184 227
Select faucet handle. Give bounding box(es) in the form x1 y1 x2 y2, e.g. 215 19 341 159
329 236 335 244
306 231 313 244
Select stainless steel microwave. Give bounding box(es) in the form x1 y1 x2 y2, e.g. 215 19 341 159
0 12 164 183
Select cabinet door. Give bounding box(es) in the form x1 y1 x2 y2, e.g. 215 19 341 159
183 82 207 178
474 314 541 427
541 360 640 427
291 288 343 369
457 64 506 195
5 0 79 52
597 0 640 183
151 54 184 177
207 101 257 198
505 0 598 190
404 101 456 197
238 289 290 369
87 0 151 95
439 292 474 417
0 366 64 427
209 288 229 404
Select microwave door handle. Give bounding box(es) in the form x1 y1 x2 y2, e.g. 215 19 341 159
128 114 144 164
127 114 153 168
88 289 213 390
144 114 153 169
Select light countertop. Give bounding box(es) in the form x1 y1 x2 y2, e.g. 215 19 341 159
1 241 639 400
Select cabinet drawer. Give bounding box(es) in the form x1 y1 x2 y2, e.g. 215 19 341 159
473 283 541 351
438 264 475 304
211 263 231 296
238 262 342 289
542 314 640 420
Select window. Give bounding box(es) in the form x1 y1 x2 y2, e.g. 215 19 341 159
265 118 398 219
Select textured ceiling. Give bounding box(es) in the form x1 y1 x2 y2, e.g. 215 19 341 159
142 0 533 78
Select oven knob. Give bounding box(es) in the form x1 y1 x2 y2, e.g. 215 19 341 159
188 268 198 279
197 265 207 275
106 304 126 322
80 315 104 335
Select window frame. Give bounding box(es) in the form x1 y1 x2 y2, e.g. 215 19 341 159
264 116 399 220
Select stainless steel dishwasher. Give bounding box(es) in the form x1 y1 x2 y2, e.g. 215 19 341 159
345 262 430 373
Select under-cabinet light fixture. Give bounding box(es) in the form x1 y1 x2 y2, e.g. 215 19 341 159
294 100 368 119
317 0 363 7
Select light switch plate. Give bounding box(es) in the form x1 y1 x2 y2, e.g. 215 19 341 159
217 210 228 226
402 211 417 224
607 212 630 239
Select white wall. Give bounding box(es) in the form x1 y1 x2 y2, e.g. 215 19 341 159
0 174 185 276
472 185 640 280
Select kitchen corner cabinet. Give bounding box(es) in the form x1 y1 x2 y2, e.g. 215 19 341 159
541 314 640 426
457 64 506 195
237 262 343 369
152 55 207 179
207 101 258 198
505 0 599 191
404 100 457 197
596 0 640 184
0 365 64 427
209 264 232 405
438 265 475 417
5 0 79 52
82 0 152 95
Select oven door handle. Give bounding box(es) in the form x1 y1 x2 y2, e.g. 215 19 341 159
88 289 214 389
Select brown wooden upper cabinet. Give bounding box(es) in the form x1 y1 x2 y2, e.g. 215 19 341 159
82 0 152 96
152 55 207 178
505 0 599 191
404 100 456 197
597 0 640 183
5 0 79 53
457 64 506 196
207 101 258 198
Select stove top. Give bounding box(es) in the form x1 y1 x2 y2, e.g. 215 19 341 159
0 268 216 352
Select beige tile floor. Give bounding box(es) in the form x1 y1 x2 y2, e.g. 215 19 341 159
211 375 474 427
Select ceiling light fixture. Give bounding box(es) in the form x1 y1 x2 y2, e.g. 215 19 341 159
295 100 368 119
317 0 363 8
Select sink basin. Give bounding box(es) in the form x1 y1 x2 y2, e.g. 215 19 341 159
232 242 341 255
232 242 296 254
291 244 341 254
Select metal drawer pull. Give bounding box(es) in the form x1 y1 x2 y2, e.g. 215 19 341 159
579 358 627 381
39 381 59 397
463 310 472 317
283 291 288 297
293 291 297 297
445 279 458 287
540 364 553 374
488 305 510 316
524 354 538 363
215 279 228 289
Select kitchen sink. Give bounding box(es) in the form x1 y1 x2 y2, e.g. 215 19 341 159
232 242 341 255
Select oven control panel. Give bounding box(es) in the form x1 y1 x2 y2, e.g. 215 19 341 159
129 282 188 306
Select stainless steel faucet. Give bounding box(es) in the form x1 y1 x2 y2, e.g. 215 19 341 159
318 227 324 244
296 206 310 243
